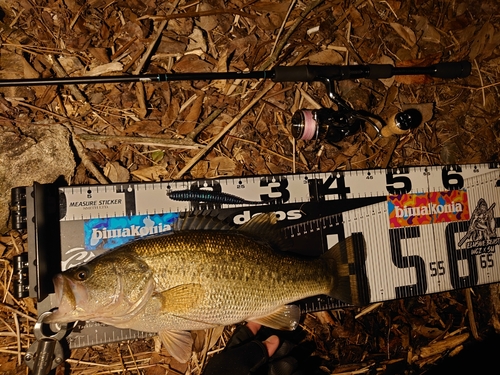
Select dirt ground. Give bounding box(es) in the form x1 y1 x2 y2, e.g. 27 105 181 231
1 0 500 374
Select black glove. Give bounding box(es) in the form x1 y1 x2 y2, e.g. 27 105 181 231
202 324 309 375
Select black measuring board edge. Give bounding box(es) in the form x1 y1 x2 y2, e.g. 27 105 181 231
28 182 63 301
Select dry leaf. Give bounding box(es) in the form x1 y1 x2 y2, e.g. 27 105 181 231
266 161 282 175
157 36 186 54
167 17 194 36
125 120 163 135
349 7 364 28
413 15 441 44
177 94 204 135
196 2 218 32
470 22 496 60
173 55 213 73
131 165 170 181
22 55 39 79
251 1 289 13
191 330 206 353
208 326 225 350
58 55 85 75
250 1 288 30
88 47 110 63
390 22 417 46
187 27 207 53
307 49 343 65
385 0 401 12
162 97 180 129
190 160 209 178
104 161 130 183
209 156 236 174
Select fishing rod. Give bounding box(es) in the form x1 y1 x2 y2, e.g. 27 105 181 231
1 60 471 141
0 61 471 87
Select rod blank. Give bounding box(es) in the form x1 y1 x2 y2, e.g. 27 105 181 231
0 61 471 88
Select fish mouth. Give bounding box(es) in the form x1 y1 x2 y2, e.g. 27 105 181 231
45 272 155 326
44 274 87 324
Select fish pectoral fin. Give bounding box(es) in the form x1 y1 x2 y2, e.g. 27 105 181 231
249 305 300 331
160 283 205 313
158 329 193 363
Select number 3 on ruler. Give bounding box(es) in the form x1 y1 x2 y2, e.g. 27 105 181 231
259 177 290 202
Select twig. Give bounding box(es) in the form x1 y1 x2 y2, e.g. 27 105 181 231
111 37 138 61
269 0 297 57
127 343 141 374
5 99 95 133
0 303 36 322
77 134 204 149
227 135 308 168
473 59 486 107
14 312 21 365
355 302 384 319
174 82 275 179
133 0 181 75
465 288 480 340
2 264 13 304
136 9 257 21
259 0 326 70
47 54 87 102
131 0 180 119
64 126 110 184
186 108 225 140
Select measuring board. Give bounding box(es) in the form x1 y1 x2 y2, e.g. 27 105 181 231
13 163 500 349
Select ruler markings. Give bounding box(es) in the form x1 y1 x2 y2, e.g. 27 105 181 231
37 163 500 347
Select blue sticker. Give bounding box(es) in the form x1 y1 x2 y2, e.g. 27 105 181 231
84 213 179 250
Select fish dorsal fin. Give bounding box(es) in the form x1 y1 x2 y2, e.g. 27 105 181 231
248 305 300 331
158 329 193 363
173 211 293 252
173 210 234 231
237 212 277 236
237 213 295 252
160 284 205 314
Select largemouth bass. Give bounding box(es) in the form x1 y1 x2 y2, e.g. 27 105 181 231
46 212 369 362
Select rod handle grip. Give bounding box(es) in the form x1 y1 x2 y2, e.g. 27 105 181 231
272 66 337 81
429 61 472 78
273 65 388 81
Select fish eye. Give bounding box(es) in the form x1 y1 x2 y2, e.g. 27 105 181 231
75 267 90 281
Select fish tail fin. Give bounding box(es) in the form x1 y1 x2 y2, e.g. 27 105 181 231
322 233 370 306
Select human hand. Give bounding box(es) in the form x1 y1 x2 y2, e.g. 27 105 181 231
202 322 305 375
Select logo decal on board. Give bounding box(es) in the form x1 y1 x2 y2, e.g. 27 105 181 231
388 190 470 228
84 213 179 250
458 198 500 254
